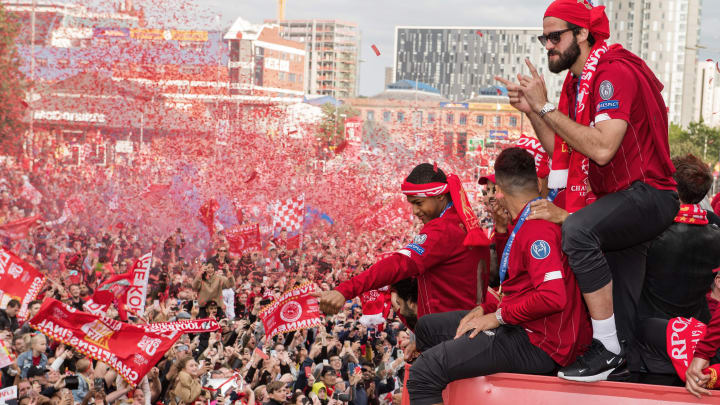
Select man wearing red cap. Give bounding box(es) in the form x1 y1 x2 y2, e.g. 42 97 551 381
315 163 490 321
497 0 679 381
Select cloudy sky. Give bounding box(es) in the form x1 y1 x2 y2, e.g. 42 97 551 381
91 0 720 96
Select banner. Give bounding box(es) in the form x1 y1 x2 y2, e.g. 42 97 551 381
83 272 135 318
30 299 181 386
126 253 152 316
140 318 220 335
259 283 322 340
0 216 42 240
0 386 16 404
0 249 45 322
0 340 14 369
225 224 261 256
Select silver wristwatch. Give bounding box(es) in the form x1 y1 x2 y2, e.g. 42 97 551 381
495 308 506 325
538 102 556 118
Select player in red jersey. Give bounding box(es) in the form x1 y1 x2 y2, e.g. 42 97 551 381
406 148 591 405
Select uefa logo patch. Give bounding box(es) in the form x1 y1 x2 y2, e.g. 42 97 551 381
599 80 614 100
530 240 551 260
413 234 427 245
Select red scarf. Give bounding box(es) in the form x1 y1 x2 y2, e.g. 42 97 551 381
549 40 609 213
401 175 489 247
674 204 708 225
666 317 720 388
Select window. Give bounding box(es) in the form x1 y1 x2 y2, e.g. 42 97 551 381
412 111 423 128
428 113 436 123
494 116 501 127
397 112 405 122
476 115 484 125
383 111 391 122
278 72 286 81
509 116 517 127
446 113 454 124
367 110 375 121
289 73 296 82
459 114 467 125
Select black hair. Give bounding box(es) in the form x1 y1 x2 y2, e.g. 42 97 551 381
567 22 596 46
494 148 538 193
391 278 417 304
6 299 20 309
320 366 335 377
672 154 712 204
405 163 447 185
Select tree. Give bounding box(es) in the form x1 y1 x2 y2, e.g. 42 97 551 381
0 4 27 156
668 121 720 163
318 103 359 146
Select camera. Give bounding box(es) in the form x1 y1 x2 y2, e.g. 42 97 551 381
94 377 105 391
332 392 351 402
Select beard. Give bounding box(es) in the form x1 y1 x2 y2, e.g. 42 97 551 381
548 36 581 74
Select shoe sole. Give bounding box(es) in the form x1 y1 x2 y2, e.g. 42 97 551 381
557 367 617 383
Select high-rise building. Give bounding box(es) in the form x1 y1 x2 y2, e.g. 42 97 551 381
393 26 565 103
596 0 702 126
271 19 360 98
384 66 394 89
693 60 720 127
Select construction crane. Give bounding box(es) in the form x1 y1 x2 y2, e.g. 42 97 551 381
277 0 286 22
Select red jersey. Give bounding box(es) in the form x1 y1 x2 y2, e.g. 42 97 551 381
697 299 720 360
483 207 591 366
336 206 488 318
566 52 675 196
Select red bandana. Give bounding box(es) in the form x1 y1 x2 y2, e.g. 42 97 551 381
401 175 489 247
674 204 708 225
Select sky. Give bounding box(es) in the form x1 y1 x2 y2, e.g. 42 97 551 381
88 0 720 97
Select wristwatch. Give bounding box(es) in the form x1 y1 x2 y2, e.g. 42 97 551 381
538 102 556 118
495 308 506 325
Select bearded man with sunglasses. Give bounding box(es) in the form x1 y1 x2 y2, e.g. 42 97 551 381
497 0 678 383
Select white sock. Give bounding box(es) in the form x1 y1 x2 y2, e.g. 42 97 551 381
591 314 621 355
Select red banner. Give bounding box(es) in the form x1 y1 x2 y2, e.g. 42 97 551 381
140 318 220 335
126 253 152 316
259 283 322 340
0 248 45 322
30 299 182 386
83 272 135 318
0 216 42 240
225 224 261 256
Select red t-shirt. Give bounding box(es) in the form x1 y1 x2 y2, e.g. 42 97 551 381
484 208 592 366
566 61 676 196
336 206 488 318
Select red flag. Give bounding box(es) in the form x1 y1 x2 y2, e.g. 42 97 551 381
0 248 45 322
142 319 221 335
125 253 152 317
371 44 381 56
30 299 183 386
0 216 42 240
199 199 219 238
259 283 323 340
225 224 261 256
84 272 135 319
476 30 483 36
286 234 301 250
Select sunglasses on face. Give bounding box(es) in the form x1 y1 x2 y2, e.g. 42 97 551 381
537 28 576 46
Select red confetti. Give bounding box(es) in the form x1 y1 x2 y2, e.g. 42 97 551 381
496 88 502 95
476 31 483 37
334 141 348 154
433 161 438 173
371 44 381 56
245 171 257 183
707 59 714 62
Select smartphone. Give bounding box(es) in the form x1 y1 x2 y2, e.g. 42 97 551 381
322 359 329 366
93 377 104 391
304 366 312 378
270 350 277 358
347 363 356 375
193 300 198 307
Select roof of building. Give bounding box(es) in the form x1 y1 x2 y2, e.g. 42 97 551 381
387 80 440 94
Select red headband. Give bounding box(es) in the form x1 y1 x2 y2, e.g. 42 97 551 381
544 0 610 41
400 182 449 197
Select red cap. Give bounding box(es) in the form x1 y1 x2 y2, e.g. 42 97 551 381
544 0 610 42
479 174 496 185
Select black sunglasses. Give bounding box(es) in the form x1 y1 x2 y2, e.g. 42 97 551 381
537 28 576 46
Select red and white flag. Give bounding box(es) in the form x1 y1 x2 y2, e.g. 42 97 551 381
83 272 135 319
125 253 152 317
259 283 322 340
271 195 304 234
30 299 182 386
0 248 45 322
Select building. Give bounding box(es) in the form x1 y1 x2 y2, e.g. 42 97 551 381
271 19 360 98
393 26 565 104
224 18 306 98
343 80 532 160
596 0 702 126
693 60 720 127
384 66 394 89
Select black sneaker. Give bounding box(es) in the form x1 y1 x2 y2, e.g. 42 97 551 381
557 339 626 382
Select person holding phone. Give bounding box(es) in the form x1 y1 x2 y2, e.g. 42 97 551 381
193 262 235 319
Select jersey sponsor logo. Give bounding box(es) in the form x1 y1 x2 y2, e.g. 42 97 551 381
413 234 427 245
599 80 614 100
405 243 425 256
530 240 551 260
597 100 619 112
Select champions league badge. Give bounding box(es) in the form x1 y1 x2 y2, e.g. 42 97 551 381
413 234 427 245
530 240 551 260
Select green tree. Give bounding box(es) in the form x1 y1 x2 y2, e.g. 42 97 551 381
318 103 359 146
0 4 27 156
668 121 720 163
